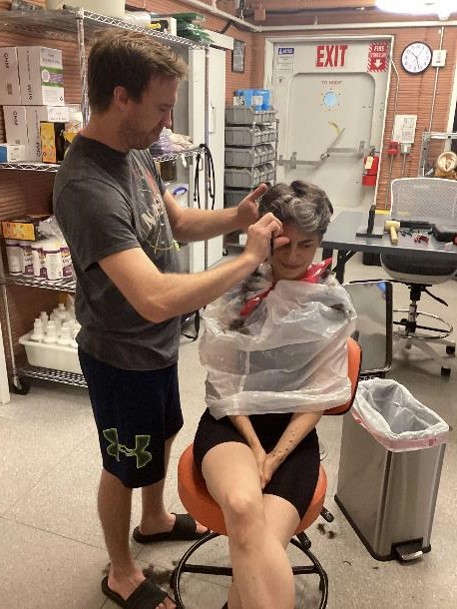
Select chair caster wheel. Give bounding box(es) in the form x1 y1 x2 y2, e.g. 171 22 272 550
446 345 455 355
441 367 451 377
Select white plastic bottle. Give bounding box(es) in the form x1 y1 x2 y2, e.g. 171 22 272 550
57 322 71 346
41 238 63 281
54 303 68 322
19 241 34 277
40 311 49 329
5 239 22 275
43 320 58 344
60 241 73 279
31 241 43 279
30 318 45 342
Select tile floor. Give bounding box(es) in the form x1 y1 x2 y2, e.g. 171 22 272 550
0 253 456 609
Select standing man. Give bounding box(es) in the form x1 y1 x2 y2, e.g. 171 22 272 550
54 31 282 609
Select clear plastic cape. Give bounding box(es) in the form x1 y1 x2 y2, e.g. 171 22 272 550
199 264 357 420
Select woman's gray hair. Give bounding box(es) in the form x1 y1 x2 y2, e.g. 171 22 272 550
259 181 333 236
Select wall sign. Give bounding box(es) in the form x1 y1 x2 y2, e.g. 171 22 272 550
232 39 246 73
368 41 389 73
277 47 295 72
316 44 349 68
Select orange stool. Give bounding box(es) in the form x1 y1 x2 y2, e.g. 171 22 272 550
172 338 362 609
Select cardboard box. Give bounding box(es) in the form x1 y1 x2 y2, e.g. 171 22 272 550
40 121 65 163
1 215 49 241
149 17 177 36
2 106 28 145
17 46 65 106
0 47 22 105
0 143 26 163
26 105 70 161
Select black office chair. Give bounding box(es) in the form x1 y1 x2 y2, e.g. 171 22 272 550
381 178 457 376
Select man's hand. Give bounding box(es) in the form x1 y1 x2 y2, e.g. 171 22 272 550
236 183 268 231
243 212 288 267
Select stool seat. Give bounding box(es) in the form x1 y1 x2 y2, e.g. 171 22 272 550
178 444 328 536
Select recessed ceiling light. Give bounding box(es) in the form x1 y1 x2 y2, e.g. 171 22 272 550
377 0 456 20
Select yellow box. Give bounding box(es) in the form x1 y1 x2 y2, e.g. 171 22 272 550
1 215 49 241
40 121 57 163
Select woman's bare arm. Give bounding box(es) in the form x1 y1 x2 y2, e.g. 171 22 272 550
262 411 323 486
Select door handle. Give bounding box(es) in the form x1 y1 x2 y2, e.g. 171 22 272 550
278 152 321 168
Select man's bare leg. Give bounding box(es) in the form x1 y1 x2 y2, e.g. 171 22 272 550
139 435 207 536
98 468 175 609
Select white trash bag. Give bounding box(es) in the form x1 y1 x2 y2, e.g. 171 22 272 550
352 378 449 452
200 274 357 420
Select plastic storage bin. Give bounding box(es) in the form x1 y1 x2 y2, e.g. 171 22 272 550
225 106 276 125
225 126 263 147
225 163 275 188
335 379 449 562
19 332 82 374
225 144 275 168
224 189 251 208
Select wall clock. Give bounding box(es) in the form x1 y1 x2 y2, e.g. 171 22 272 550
401 42 432 74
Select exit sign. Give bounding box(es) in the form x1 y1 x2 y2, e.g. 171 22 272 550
316 44 349 68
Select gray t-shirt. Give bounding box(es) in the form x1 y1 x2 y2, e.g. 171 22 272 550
53 135 181 371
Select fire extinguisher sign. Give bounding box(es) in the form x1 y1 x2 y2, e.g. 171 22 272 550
368 41 389 73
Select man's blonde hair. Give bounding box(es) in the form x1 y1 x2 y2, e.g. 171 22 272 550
88 30 188 113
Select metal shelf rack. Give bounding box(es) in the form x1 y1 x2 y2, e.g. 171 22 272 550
15 364 87 389
418 131 457 177
0 147 204 172
5 275 76 291
0 162 60 172
0 8 204 47
0 7 205 124
0 9 208 393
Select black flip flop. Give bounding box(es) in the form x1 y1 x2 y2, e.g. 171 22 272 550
101 575 173 608
133 513 209 544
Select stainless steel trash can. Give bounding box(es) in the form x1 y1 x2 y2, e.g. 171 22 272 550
335 411 446 562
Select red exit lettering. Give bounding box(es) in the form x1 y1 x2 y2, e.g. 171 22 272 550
316 44 349 68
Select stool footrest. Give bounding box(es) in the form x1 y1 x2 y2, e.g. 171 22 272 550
179 564 233 577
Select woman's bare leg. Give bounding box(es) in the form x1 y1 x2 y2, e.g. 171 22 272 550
202 443 297 609
227 494 300 609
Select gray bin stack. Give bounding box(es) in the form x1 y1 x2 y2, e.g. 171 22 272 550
224 106 277 249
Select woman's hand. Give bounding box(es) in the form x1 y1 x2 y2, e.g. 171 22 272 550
250 444 267 485
261 453 282 489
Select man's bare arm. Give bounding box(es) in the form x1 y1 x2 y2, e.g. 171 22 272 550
99 212 283 323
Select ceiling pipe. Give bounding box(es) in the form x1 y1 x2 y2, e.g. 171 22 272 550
181 0 261 31
259 19 457 30
179 1 457 32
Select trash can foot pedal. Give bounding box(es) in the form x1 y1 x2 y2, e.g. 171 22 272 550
394 540 424 563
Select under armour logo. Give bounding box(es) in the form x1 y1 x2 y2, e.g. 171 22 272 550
102 428 152 469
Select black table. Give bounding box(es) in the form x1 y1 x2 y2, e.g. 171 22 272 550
321 210 457 282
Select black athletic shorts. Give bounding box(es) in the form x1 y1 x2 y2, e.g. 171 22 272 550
79 349 184 488
193 409 320 519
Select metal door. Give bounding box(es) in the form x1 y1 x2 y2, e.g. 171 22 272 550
269 38 391 210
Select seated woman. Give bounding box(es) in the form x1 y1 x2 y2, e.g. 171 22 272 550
193 181 356 609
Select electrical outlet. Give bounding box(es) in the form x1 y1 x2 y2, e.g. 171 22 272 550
432 50 447 67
